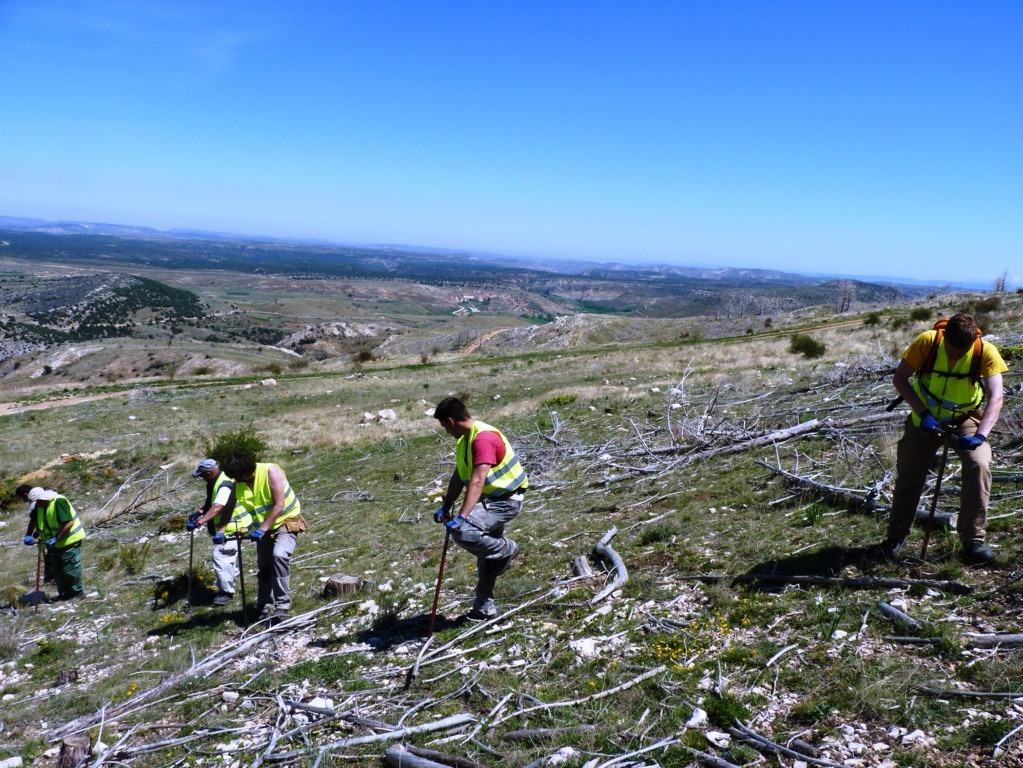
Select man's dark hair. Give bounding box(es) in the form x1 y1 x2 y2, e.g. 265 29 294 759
434 397 471 422
946 313 979 348
222 452 257 480
15 484 32 501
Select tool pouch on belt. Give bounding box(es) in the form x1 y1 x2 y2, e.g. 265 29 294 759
282 515 310 534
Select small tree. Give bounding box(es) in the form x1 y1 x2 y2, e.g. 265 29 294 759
205 426 268 464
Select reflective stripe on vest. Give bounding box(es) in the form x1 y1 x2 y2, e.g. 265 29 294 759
213 471 252 534
454 421 529 498
37 495 85 548
238 463 300 531
911 338 984 425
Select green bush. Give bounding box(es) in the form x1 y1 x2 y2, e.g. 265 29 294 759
542 393 578 408
863 311 882 327
971 296 1000 313
909 307 933 321
118 541 152 575
204 426 268 464
789 333 826 359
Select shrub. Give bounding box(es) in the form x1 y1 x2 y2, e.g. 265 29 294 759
542 393 578 408
119 541 152 575
863 311 881 327
891 317 910 330
205 426 269 464
971 296 1000 313
909 307 933 321
192 365 213 376
789 334 826 359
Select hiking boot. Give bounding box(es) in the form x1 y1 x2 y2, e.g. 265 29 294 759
212 592 234 606
465 608 497 622
491 540 519 578
271 607 290 621
256 604 274 621
963 540 995 565
872 538 904 562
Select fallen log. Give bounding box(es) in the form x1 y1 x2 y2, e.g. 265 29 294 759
877 601 924 630
591 527 627 603
966 633 1023 648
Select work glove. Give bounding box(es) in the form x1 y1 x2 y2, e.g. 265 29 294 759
45 537 58 548
918 413 940 435
433 508 449 524
185 520 198 531
188 511 201 524
249 529 265 542
23 536 35 546
444 516 464 531
959 434 987 451
212 532 226 545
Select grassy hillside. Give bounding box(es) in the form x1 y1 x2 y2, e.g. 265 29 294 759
0 291 1021 767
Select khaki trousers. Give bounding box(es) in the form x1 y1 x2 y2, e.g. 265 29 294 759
887 417 991 544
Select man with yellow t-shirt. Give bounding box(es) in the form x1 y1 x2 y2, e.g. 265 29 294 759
877 313 1007 564
433 397 527 621
222 452 307 622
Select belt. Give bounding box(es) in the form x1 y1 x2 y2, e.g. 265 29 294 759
488 489 525 501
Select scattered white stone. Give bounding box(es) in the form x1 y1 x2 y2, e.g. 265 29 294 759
425 407 436 416
363 412 376 421
547 747 580 765
650 386 660 393
378 580 393 592
0 756 25 768
223 691 239 704
2 693 15 701
873 742 890 752
705 731 730 748
599 453 612 462
128 415 136 420
261 378 277 387
308 696 333 711
492 394 501 400
686 707 708 727
848 741 867 755
669 402 682 409
569 638 600 658
832 629 848 640
902 729 927 745
376 409 397 421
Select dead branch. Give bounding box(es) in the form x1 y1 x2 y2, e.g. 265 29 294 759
502 725 596 742
386 744 486 768
877 601 925 631
681 573 974 596
914 685 1023 699
489 666 665 728
591 526 627 603
730 722 849 768
966 633 1023 648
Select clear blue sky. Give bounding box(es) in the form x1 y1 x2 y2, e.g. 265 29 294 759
1 1 1020 284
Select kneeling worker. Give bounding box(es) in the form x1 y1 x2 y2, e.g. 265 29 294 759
221 453 307 621
189 458 251 606
432 396 527 621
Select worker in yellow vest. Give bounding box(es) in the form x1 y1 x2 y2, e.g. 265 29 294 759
876 313 1007 564
433 397 527 621
17 484 54 585
221 452 308 622
23 487 85 600
188 458 252 606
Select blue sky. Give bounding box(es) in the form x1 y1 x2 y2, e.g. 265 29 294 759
1 1 1020 284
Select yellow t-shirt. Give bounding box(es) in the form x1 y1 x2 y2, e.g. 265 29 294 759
902 330 1008 378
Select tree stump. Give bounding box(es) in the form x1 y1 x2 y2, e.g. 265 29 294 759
56 735 91 768
322 575 366 598
55 668 79 686
393 472 407 481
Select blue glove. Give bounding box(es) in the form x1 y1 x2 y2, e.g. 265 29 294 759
444 516 464 531
24 536 35 546
45 537 57 547
919 413 940 435
959 434 987 451
433 508 449 524
212 532 226 545
249 529 265 541
188 511 201 524
185 520 198 531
